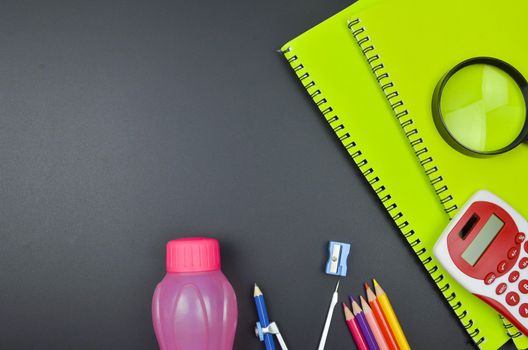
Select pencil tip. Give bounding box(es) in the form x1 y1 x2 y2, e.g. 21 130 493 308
335 280 340 292
351 298 363 315
360 296 371 313
373 279 384 295
364 282 371 291
343 302 353 319
253 284 262 297
365 283 376 301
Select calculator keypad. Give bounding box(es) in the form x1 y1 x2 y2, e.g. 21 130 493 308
491 233 528 326
498 260 508 273
509 247 520 260
519 258 528 269
496 283 507 295
520 304 528 318
519 280 528 294
507 292 520 306
509 271 520 283
485 273 496 285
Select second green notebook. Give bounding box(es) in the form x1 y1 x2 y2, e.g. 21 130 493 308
347 0 528 346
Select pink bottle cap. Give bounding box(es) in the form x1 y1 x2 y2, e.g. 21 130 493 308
166 237 221 272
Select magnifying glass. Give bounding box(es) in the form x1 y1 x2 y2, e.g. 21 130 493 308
432 57 528 156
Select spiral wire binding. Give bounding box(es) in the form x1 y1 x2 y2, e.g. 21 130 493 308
345 18 486 345
499 316 528 350
347 18 459 217
499 315 526 342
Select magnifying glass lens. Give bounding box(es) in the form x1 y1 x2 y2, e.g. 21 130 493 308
439 64 526 154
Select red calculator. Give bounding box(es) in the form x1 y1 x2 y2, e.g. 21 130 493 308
434 190 528 335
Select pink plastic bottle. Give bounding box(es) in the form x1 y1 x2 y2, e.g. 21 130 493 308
152 237 238 350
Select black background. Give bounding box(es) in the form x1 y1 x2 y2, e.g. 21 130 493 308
0 0 515 349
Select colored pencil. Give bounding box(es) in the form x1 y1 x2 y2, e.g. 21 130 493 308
373 279 410 350
254 284 276 350
351 297 380 350
343 303 369 350
360 296 389 350
365 283 399 350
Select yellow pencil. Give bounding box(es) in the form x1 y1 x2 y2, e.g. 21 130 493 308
373 279 410 350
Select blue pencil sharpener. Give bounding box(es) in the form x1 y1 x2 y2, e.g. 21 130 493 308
325 241 351 277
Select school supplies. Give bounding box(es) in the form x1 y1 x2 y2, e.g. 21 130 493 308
434 190 528 335
255 322 288 350
345 279 409 349
431 57 528 156
317 280 340 350
373 280 409 350
254 284 276 350
351 298 379 350
280 0 511 347
347 0 528 343
365 284 399 350
325 241 351 276
343 303 369 350
152 238 237 350
346 0 528 207
360 296 389 350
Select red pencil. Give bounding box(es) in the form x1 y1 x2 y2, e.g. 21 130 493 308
343 303 369 350
365 283 400 350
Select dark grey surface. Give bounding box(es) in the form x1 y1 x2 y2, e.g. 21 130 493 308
0 0 515 349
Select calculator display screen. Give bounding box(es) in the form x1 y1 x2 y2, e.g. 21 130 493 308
462 214 504 266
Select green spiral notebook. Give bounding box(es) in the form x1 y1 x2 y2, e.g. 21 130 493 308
346 0 528 346
281 0 520 348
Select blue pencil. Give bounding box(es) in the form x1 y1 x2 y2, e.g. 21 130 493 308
254 284 276 350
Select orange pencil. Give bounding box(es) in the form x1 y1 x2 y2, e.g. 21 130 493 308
374 279 410 350
365 283 400 350
360 296 390 350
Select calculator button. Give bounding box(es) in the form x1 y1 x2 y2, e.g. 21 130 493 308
506 292 520 306
520 304 528 318
520 257 528 269
509 271 520 283
520 280 528 294
496 283 507 295
484 273 496 285
516 232 526 244
497 260 508 273
508 247 520 260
